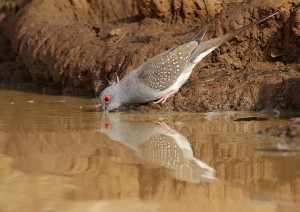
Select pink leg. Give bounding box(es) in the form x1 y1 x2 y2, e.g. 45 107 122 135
153 92 176 104
156 121 176 133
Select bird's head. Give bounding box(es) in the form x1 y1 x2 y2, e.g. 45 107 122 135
99 85 121 112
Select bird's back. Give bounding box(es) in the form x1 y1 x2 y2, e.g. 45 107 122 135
138 41 199 91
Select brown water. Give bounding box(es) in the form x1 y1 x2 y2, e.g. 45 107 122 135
0 88 299 212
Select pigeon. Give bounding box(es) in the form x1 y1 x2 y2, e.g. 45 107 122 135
99 113 216 183
99 12 277 111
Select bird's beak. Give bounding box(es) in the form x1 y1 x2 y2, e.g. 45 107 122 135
97 102 106 111
102 104 111 112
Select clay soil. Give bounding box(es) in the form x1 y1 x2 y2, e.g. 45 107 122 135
259 117 300 141
0 0 299 116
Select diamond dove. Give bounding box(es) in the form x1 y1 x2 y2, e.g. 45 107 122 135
99 12 277 111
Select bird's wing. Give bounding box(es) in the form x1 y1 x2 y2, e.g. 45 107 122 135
138 134 183 168
138 41 199 91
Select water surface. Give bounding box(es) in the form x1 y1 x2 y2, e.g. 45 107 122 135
0 88 299 212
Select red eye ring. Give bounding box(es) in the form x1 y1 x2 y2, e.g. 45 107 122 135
103 122 111 130
103 95 110 104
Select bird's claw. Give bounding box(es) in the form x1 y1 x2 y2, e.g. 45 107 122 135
153 93 175 104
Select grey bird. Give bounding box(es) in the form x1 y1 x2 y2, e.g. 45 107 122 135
99 12 277 111
99 113 216 183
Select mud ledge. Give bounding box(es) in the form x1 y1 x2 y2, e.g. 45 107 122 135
0 0 299 112
258 117 300 141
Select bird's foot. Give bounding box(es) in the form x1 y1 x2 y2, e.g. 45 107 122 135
153 92 175 104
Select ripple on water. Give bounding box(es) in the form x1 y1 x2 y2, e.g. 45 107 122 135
0 88 99 131
1 88 300 211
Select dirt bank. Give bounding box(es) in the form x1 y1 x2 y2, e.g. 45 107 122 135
258 117 300 141
0 0 299 113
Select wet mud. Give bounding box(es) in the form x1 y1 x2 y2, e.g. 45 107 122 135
259 117 300 141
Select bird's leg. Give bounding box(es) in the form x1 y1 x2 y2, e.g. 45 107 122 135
153 92 176 104
156 121 176 133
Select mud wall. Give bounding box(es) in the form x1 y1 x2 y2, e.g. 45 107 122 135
0 0 299 111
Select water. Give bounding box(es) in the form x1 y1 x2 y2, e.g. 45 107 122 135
0 88 299 212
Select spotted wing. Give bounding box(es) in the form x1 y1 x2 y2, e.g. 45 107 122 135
139 134 183 169
138 41 198 91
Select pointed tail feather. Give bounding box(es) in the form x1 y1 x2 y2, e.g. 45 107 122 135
192 26 208 42
203 0 208 9
203 0 210 22
191 12 278 63
219 12 277 42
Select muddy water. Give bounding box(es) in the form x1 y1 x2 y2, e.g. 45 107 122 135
0 88 299 212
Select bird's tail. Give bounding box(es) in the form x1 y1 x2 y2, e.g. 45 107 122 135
192 26 208 42
190 12 278 63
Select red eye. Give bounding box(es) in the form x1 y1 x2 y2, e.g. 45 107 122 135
103 95 110 104
103 122 110 130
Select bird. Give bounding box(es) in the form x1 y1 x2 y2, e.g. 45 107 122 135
99 113 216 183
99 12 277 111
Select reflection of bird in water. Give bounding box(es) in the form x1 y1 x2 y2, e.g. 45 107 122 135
99 113 216 184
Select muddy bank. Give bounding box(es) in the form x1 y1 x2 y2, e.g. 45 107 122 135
258 117 300 141
0 0 299 112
